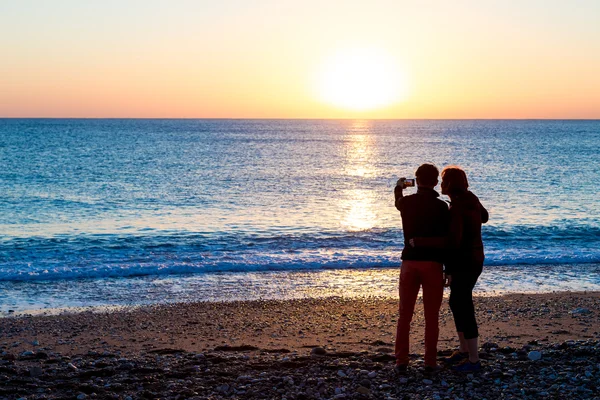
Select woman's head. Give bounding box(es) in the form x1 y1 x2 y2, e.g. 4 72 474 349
441 166 469 196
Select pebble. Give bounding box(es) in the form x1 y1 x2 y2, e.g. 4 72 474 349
356 385 370 394
311 347 327 356
376 347 394 353
571 308 592 315
528 350 543 361
216 384 229 393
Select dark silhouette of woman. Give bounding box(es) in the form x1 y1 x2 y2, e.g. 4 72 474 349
440 166 488 372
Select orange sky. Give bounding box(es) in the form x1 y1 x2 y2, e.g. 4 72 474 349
1 1 599 118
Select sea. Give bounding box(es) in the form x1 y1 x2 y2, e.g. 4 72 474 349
1 119 599 313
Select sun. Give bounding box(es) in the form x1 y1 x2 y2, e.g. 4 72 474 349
316 47 409 111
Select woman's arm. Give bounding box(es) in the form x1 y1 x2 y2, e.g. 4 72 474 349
410 236 447 248
444 206 464 275
447 206 464 249
410 203 452 249
480 204 489 224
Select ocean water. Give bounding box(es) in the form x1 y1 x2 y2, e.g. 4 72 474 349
1 119 599 312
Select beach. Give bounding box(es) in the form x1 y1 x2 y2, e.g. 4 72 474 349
3 0 600 396
3 292 600 399
2 120 599 399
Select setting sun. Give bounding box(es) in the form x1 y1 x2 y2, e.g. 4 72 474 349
316 47 409 111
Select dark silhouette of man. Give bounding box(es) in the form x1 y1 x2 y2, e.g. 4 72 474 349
394 163 449 374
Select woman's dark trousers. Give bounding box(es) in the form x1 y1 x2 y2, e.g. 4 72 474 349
449 251 484 339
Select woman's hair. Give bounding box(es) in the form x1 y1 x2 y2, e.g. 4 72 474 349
441 166 469 194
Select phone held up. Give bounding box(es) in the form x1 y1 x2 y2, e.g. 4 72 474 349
396 178 416 189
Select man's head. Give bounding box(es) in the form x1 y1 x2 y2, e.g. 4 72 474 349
415 163 439 188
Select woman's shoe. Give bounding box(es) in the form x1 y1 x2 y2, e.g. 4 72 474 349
442 350 468 365
452 359 481 372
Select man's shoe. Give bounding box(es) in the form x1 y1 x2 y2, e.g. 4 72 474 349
394 364 408 375
452 359 481 372
424 364 443 376
442 350 468 365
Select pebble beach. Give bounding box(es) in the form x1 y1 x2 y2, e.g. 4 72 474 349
2 292 600 399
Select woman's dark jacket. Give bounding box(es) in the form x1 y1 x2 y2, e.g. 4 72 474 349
445 190 489 275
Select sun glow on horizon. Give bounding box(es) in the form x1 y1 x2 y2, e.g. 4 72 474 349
2 2 600 118
316 47 409 112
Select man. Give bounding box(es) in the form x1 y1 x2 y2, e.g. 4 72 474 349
394 163 449 374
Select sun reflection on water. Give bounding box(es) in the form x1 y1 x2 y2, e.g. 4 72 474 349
343 120 377 177
341 189 378 231
340 121 379 231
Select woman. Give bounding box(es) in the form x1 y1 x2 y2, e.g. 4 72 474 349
440 166 488 372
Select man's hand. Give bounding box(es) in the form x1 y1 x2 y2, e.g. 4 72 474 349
443 273 452 287
394 182 404 202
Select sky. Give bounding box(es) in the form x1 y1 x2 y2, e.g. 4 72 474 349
1 0 599 119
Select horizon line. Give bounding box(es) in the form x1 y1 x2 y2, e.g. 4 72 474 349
2 117 600 121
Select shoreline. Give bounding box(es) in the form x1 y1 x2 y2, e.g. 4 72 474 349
2 292 600 398
3 263 600 315
1 288 598 319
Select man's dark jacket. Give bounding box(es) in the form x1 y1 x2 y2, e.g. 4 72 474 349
395 187 449 263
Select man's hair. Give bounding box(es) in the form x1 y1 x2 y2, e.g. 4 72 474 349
415 163 439 186
441 166 469 193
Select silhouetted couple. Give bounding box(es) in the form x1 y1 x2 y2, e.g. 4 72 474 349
394 164 488 375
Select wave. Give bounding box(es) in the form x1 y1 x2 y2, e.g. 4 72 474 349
1 225 599 282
